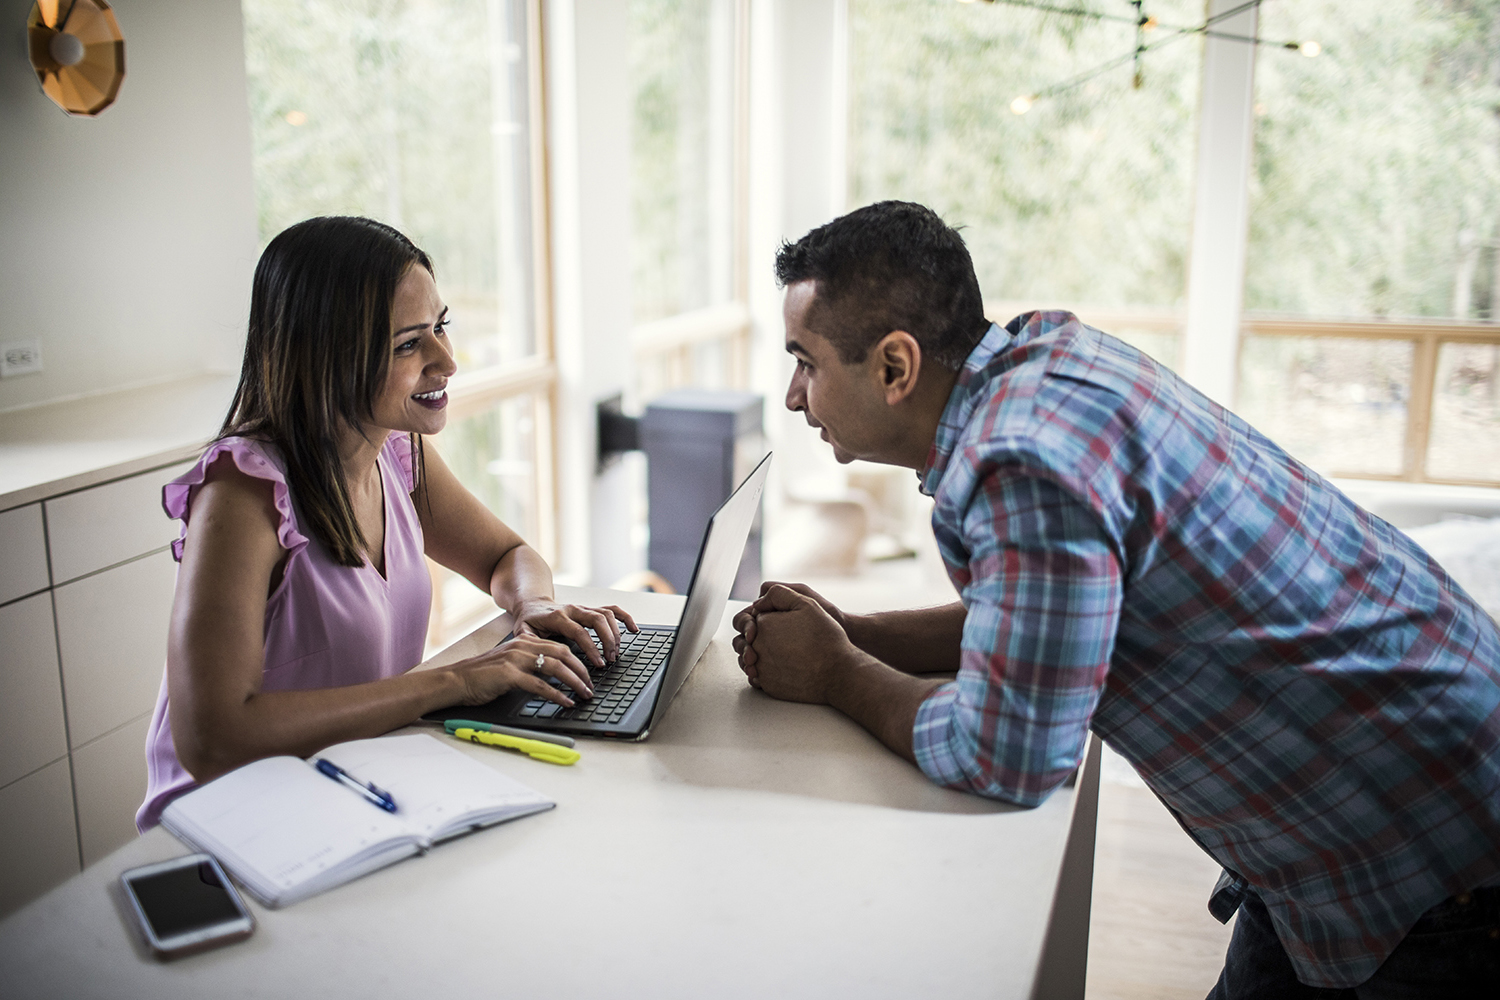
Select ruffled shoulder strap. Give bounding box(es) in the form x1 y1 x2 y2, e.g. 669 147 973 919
383 432 418 494
162 437 310 562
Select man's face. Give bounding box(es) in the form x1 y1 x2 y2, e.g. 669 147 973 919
782 280 891 465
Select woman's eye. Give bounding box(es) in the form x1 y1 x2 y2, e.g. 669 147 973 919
396 337 420 354
434 319 449 337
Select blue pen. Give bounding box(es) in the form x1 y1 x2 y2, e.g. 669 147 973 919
314 758 397 813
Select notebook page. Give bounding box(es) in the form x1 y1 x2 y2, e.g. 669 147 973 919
318 734 553 843
162 755 416 903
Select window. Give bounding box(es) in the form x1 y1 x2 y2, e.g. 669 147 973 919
847 0 1206 368
242 0 556 644
628 0 750 400
845 0 1500 486
1236 0 1500 484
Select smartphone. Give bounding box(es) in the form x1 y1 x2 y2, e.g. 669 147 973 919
119 854 255 959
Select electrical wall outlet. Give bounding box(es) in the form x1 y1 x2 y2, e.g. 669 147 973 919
0 340 43 378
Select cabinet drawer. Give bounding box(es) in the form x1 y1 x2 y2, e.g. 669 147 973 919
0 758 80 920
73 714 152 867
54 550 176 747
0 503 50 605
0 594 68 787
44 460 193 585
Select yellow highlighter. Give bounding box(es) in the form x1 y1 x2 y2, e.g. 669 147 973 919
453 727 581 766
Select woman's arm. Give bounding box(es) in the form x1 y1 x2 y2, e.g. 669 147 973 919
416 443 637 664
167 453 592 784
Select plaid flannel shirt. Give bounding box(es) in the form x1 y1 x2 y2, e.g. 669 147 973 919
911 312 1500 988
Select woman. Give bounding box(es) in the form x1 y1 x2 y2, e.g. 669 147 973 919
137 216 632 829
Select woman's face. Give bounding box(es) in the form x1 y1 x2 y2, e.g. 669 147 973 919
368 265 457 438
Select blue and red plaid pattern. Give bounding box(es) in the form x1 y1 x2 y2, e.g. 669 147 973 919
911 312 1500 989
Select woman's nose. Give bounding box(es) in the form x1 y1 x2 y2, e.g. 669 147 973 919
428 337 457 377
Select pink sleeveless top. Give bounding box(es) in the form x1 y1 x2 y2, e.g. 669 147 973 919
137 434 431 830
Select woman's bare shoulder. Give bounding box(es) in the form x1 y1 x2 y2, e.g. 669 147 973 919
189 451 284 550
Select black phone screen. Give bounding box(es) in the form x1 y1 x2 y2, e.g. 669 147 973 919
127 861 244 939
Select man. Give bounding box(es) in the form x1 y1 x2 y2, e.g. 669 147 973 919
733 201 1500 997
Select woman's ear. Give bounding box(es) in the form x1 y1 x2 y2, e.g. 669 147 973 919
875 330 922 406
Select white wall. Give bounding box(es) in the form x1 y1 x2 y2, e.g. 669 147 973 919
0 0 257 412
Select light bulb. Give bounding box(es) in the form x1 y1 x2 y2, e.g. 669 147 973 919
1010 95 1034 115
49 31 85 67
1299 40 1321 58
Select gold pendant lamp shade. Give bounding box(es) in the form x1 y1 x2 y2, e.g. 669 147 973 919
27 0 126 117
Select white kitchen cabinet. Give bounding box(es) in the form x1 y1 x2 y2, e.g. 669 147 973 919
72 713 154 867
53 550 177 748
0 503 49 605
0 593 68 788
0 458 186 920
44 460 192 584
0 760 80 918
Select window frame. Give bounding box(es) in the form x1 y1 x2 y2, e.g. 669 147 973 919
628 0 754 397
428 0 560 646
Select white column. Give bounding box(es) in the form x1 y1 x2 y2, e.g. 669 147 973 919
1180 0 1259 407
545 0 639 586
747 0 850 501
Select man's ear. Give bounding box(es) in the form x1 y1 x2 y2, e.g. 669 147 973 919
874 330 922 406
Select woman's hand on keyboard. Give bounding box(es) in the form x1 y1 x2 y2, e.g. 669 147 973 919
445 633 595 707
513 598 639 666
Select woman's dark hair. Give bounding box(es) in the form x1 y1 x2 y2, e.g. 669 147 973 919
774 201 988 370
221 216 433 567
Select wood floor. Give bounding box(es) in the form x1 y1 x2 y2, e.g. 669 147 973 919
1086 763 1236 1000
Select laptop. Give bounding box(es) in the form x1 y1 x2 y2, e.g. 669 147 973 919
425 452 771 742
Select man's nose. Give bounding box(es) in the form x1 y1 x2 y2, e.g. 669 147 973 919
785 371 805 412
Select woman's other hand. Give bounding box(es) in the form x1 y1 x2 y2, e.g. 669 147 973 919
446 633 595 707
513 599 639 666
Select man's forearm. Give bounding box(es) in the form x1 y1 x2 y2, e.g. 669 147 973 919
845 602 966 675
825 650 947 764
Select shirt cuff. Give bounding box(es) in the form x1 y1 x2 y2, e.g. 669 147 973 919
911 680 966 787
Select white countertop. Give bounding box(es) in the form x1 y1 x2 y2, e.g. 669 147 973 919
0 586 1097 1000
0 373 237 510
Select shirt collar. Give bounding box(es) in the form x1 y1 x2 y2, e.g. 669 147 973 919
917 311 1086 495
918 319 1015 496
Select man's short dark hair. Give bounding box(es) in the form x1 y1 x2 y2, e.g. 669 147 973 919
774 201 988 370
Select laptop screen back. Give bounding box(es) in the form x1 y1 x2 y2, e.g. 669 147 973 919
644 452 771 728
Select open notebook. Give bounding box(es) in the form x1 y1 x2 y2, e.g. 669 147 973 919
160 734 553 908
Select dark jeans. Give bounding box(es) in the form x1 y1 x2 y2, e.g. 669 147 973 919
1206 887 1500 999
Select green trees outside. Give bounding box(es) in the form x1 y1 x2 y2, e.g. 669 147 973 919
1249 0 1500 320
848 0 1500 323
241 0 535 370
849 0 1204 312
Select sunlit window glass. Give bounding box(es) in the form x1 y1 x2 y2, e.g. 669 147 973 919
1247 1 1500 320
428 393 544 639
630 0 737 324
1236 336 1412 477
242 0 536 369
1427 343 1500 481
847 0 1202 353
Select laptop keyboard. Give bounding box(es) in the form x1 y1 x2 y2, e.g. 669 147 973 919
517 628 673 725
